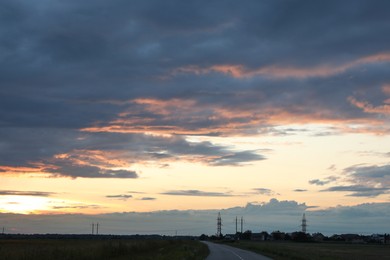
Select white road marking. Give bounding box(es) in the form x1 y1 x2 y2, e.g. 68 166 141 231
227 247 244 259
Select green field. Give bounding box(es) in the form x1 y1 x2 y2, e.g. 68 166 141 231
225 240 390 260
0 239 209 260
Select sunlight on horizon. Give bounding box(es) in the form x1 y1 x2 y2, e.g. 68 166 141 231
0 196 51 214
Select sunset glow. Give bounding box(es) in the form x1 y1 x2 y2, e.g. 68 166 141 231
0 196 50 214
1 0 389 236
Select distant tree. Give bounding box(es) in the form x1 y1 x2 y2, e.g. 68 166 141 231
210 235 218 240
271 231 285 240
292 231 310 242
260 231 269 241
199 234 208 241
241 230 252 240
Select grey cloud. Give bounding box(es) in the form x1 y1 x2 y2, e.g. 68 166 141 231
344 164 390 181
252 188 275 196
51 204 102 210
208 150 265 166
139 197 156 201
309 179 329 186
294 189 307 192
162 190 233 197
318 164 390 197
326 164 390 197
106 194 133 200
0 128 265 178
1 0 390 131
0 128 80 166
309 176 338 186
43 160 138 179
0 190 55 197
2 0 390 177
321 185 389 197
1 199 388 235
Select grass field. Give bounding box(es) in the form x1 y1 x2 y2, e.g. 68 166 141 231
0 238 209 260
225 240 390 260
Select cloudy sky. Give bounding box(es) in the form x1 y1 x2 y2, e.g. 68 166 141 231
1 0 389 235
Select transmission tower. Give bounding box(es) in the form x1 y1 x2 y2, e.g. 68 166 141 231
301 213 307 233
217 212 222 237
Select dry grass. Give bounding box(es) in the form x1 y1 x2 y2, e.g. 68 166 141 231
0 238 209 260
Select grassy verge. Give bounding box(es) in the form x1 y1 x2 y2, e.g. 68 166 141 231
0 239 209 260
222 240 390 260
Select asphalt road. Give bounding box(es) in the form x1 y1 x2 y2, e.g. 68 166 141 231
203 241 272 260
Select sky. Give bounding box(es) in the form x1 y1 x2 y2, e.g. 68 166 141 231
0 0 390 236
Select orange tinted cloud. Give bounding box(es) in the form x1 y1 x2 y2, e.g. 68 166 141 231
174 52 390 79
81 97 387 136
0 166 45 176
348 96 390 115
383 85 390 95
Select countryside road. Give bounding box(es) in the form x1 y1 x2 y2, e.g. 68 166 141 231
203 241 272 260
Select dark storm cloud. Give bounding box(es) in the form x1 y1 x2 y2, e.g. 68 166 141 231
162 190 234 197
1 0 390 175
0 128 265 177
2 0 390 124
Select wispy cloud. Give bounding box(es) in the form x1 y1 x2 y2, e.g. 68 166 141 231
252 188 276 196
321 185 388 197
293 189 307 192
51 204 103 210
320 164 390 197
138 197 156 201
174 53 390 79
161 190 234 197
106 194 133 200
0 190 55 197
309 176 338 186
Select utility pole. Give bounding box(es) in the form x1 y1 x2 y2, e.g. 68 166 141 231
96 223 99 235
235 216 238 234
241 216 243 233
92 223 95 235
